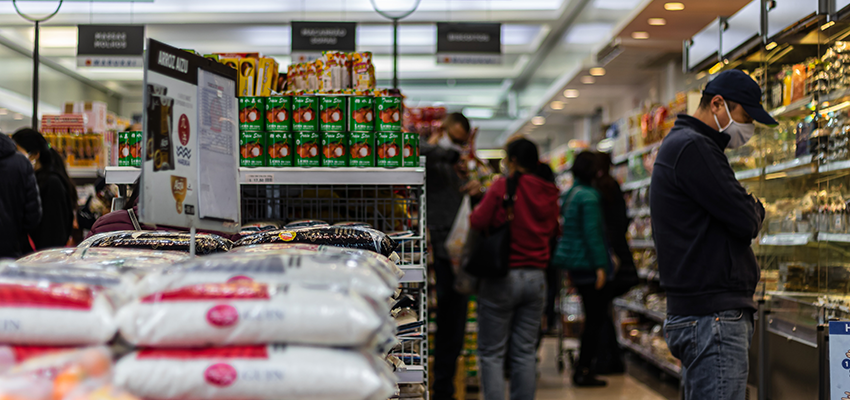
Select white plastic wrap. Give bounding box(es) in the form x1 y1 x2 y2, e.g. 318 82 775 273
117 282 389 347
114 345 396 400
134 251 398 302
0 346 113 400
230 243 404 281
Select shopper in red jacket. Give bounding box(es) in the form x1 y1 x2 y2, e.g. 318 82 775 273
469 138 560 400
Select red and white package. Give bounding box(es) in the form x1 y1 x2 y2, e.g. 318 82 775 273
0 346 113 400
0 282 116 345
117 282 389 347
114 345 396 400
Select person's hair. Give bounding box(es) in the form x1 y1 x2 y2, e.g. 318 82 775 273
699 92 739 111
444 112 470 133
505 138 554 182
12 128 78 211
571 151 598 184
594 152 619 206
124 179 140 210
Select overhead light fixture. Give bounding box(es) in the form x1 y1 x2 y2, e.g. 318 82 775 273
723 59 730 64
648 18 666 26
664 2 684 11
477 149 507 160
766 42 778 50
696 72 707 80
13 113 23 120
822 21 836 30
589 67 606 76
564 89 580 98
708 62 724 75
462 107 495 119
550 101 565 110
0 108 7 116
632 31 650 39
581 76 596 84
531 116 546 126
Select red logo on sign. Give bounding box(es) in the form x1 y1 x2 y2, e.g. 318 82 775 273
207 304 239 327
204 363 238 387
179 114 190 146
227 275 254 283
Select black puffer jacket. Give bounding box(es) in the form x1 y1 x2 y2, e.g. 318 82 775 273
0 134 41 258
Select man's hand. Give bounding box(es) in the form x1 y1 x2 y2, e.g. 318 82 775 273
461 180 483 197
595 268 607 290
428 131 443 145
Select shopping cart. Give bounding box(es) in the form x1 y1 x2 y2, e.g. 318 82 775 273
555 280 583 373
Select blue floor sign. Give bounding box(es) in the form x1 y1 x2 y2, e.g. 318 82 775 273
830 321 850 399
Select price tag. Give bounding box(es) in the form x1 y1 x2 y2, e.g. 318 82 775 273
245 174 274 184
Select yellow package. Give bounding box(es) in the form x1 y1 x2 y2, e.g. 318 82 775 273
238 58 257 97
220 58 239 70
255 58 277 97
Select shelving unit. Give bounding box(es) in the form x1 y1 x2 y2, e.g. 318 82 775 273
104 166 426 186
628 239 655 249
612 142 662 165
617 338 682 378
613 298 665 323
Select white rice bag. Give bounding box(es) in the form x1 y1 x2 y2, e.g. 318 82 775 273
117 282 389 347
114 345 396 400
134 251 397 302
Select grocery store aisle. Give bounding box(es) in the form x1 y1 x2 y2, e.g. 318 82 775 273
534 338 670 400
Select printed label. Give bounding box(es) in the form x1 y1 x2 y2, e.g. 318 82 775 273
376 131 402 168
239 97 265 132
205 363 238 387
319 96 346 132
292 96 318 132
118 131 143 167
321 132 347 167
279 231 297 241
348 131 374 167
265 96 291 132
403 132 420 167
239 131 265 168
348 96 375 132
207 304 240 327
294 132 321 167
244 174 274 183
375 96 402 131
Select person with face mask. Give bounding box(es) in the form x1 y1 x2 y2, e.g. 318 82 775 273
0 132 42 258
650 69 776 400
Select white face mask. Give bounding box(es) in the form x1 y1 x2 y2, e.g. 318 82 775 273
714 101 756 149
437 134 463 152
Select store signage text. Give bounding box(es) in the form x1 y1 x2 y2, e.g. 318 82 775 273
436 22 501 65
291 21 357 52
158 51 189 74
77 24 145 68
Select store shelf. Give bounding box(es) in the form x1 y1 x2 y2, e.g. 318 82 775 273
627 207 650 218
637 268 659 281
622 177 651 192
629 239 655 249
395 365 425 383
613 298 665 323
764 156 815 177
819 160 850 173
618 338 681 378
768 95 814 118
612 142 662 165
819 232 850 243
104 166 426 186
399 265 426 283
734 168 762 181
68 166 100 179
759 233 813 246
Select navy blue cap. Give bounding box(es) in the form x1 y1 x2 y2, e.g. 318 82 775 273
704 69 778 126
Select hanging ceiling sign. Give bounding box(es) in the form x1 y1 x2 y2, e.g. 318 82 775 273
77 24 145 68
290 21 357 63
436 22 502 65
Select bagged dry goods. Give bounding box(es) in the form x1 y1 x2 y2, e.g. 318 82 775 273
114 345 396 400
233 226 396 257
230 242 404 280
117 282 389 347
79 231 232 255
18 247 191 274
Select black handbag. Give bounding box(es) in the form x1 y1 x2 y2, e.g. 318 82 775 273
465 175 519 279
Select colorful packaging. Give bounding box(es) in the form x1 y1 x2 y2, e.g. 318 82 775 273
255 58 279 97
294 132 321 167
238 97 265 131
240 131 265 168
118 131 142 167
403 132 419 167
292 96 318 131
351 52 375 91
376 132 402 168
319 96 346 132
348 132 374 167
322 132 347 167
265 96 291 132
320 51 349 92
204 54 220 62
238 58 257 97
375 96 402 131
306 61 319 92
266 132 292 167
348 96 375 132
220 57 239 71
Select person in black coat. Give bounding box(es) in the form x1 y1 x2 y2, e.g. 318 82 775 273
0 132 42 258
12 128 77 251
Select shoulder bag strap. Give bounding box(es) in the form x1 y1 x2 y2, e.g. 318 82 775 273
127 208 142 231
503 174 521 222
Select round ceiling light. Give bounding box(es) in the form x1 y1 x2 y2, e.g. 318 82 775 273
564 89 580 98
531 116 546 126
589 67 606 76
632 31 650 39
550 101 565 110
648 18 666 26
664 2 684 11
581 76 596 84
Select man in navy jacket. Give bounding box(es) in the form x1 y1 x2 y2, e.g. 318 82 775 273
650 69 774 400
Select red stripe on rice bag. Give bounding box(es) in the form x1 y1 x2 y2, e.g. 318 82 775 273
137 346 269 359
0 283 94 310
140 283 270 303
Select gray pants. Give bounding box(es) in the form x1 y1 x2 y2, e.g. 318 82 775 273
477 269 546 400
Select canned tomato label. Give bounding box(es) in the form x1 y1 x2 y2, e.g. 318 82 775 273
348 96 375 132
319 96 346 132
294 131 321 167
322 132 348 167
239 97 265 132
265 96 291 132
292 96 318 132
240 131 265 168
376 131 402 168
118 131 142 167
349 132 374 167
403 132 419 167
266 132 292 167
375 96 402 132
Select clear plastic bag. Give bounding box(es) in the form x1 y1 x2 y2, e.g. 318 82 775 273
233 226 397 257
445 195 471 270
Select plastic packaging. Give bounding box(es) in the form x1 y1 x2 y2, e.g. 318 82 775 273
17 248 191 275
117 282 388 347
233 226 396 257
78 231 232 255
0 346 112 400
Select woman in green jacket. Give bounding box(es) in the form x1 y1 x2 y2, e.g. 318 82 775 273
554 151 610 387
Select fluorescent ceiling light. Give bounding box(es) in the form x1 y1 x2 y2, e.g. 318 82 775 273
821 101 850 114
13 114 23 120
822 21 836 30
593 0 643 10
0 109 7 116
564 89 580 98
632 31 650 39
766 42 778 50
358 25 435 47
531 116 546 125
648 18 666 26
565 23 614 44
589 67 605 76
502 25 543 46
664 2 685 11
550 101 565 110
581 76 596 84
478 149 506 159
28 26 77 48
462 107 495 119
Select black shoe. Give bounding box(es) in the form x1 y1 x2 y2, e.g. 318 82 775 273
573 371 607 387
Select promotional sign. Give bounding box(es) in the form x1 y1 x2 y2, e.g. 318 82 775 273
140 39 241 233
436 22 501 65
830 321 850 398
77 24 145 67
290 21 357 63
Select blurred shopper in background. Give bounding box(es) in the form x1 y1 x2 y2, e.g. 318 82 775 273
12 128 77 250
0 132 42 258
469 138 559 400
553 151 611 387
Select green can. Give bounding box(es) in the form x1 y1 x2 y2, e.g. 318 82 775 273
319 96 346 132
403 132 420 167
292 96 319 132
375 96 403 132
348 96 375 132
349 132 375 167
266 132 293 167
265 96 292 132
376 131 402 168
118 131 142 167
321 132 348 167
239 97 265 132
294 131 321 167
240 131 265 168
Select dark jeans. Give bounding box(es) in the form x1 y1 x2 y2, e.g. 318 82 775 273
575 284 610 373
595 285 625 372
432 230 469 400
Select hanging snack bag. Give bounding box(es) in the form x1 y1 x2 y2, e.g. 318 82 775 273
266 132 292 167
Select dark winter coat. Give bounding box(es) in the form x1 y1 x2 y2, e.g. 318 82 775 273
0 134 42 258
